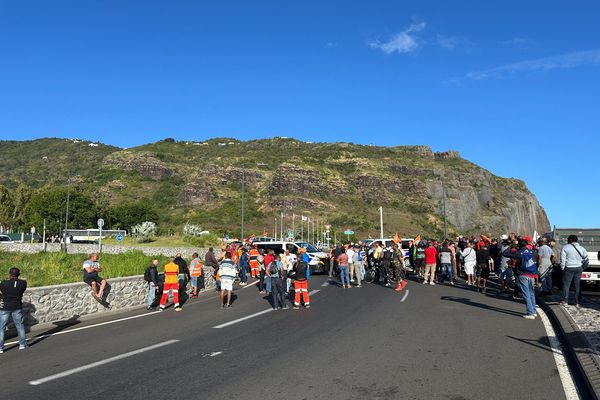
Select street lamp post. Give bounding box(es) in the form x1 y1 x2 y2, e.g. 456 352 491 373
241 170 245 241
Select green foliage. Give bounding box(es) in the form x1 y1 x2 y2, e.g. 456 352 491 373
108 202 159 230
0 250 168 287
183 233 220 247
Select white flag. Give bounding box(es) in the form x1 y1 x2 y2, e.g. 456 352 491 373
302 215 308 221
532 230 540 243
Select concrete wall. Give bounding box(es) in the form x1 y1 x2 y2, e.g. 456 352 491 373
19 267 217 328
0 243 216 259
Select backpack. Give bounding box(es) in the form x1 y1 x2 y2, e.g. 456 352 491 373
357 251 363 262
268 261 279 276
520 249 537 274
143 266 152 282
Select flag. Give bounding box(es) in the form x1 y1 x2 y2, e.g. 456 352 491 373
532 230 540 244
393 232 401 244
301 215 308 221
414 234 421 244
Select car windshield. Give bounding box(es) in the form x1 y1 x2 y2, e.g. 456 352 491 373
295 242 318 252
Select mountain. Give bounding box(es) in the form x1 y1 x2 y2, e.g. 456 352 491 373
0 137 550 238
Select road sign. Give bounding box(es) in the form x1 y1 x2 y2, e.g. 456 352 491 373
30 226 36 234
116 234 123 241
225 234 229 241
343 230 354 235
287 229 294 237
97 218 104 228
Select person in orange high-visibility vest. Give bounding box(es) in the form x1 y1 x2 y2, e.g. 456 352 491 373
189 252 204 298
249 246 259 279
160 257 182 311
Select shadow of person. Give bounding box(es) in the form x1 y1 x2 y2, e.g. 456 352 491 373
27 314 81 347
440 295 524 317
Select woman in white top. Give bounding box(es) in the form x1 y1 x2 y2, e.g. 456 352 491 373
461 241 477 286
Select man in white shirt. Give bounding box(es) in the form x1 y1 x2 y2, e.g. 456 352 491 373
346 246 356 284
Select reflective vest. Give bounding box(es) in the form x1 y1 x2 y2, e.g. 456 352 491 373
164 262 179 284
190 258 203 277
249 249 259 268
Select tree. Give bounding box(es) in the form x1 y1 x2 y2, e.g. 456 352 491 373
11 184 32 230
28 186 99 234
0 185 14 229
108 202 159 231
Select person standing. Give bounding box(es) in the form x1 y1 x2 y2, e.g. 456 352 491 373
293 248 311 308
263 249 275 294
461 242 477 287
537 238 553 295
144 259 160 310
353 245 363 288
267 255 287 310
218 254 237 308
0 268 28 352
560 235 588 307
174 253 190 299
249 245 260 279
503 239 539 319
238 247 249 286
346 245 357 285
393 244 408 292
475 240 492 293
337 246 350 289
423 241 438 285
257 248 266 293
438 241 453 285
159 257 182 312
189 253 204 297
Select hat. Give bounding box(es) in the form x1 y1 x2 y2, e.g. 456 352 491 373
500 234 508 240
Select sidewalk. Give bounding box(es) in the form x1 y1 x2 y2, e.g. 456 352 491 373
540 292 600 400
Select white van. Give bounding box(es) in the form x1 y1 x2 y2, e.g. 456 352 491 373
252 241 329 274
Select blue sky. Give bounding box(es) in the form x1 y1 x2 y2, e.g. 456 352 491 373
1 1 599 228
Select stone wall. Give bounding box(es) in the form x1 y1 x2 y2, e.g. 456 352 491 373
0 243 218 259
20 267 217 327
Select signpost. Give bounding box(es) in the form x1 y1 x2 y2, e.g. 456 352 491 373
30 226 35 243
97 218 104 253
116 233 123 241
344 229 354 242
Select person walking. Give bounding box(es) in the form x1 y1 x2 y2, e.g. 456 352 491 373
560 234 588 307
393 244 408 292
238 247 249 286
218 254 237 308
337 247 350 289
537 238 553 295
144 259 160 310
159 257 182 312
0 268 28 352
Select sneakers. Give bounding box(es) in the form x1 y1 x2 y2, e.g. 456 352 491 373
240 282 247 286
450 282 454 286
227 304 232 309
429 281 435 286
293 305 300 310
559 300 568 306
0 348 4 354
174 307 182 312
305 305 311 308
19 345 27 350
422 281 427 285
523 314 536 320
159 307 165 312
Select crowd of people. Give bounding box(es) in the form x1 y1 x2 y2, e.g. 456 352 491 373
0 232 592 353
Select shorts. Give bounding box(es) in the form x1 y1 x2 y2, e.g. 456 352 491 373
220 279 233 291
83 273 103 286
477 264 490 279
190 277 198 288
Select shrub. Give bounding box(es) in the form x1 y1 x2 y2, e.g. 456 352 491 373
131 221 157 243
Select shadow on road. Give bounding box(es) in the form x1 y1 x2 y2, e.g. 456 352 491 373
440 295 524 317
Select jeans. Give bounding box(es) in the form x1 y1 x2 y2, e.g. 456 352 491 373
329 259 335 277
518 275 536 316
562 267 583 304
538 264 552 292
259 270 266 292
266 275 272 293
239 264 247 283
271 277 286 308
339 266 350 286
0 309 27 349
439 263 452 283
147 282 157 307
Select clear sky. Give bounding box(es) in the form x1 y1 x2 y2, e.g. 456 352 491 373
1 1 599 228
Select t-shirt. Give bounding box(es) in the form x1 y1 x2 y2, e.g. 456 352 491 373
346 249 355 263
219 260 237 282
0 278 27 311
424 247 437 264
538 245 553 267
82 259 99 271
462 247 477 266
287 254 297 270
337 253 349 266
264 254 275 271
439 247 452 264
476 245 491 265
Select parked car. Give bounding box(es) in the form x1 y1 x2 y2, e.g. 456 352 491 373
0 234 15 244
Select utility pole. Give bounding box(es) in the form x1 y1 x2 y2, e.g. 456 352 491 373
292 213 296 241
273 216 277 240
442 177 448 240
379 206 384 239
241 170 245 241
63 179 71 253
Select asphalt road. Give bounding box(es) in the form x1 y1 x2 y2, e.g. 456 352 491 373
1 276 573 400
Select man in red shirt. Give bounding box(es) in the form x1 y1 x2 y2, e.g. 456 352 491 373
262 249 275 294
423 241 438 285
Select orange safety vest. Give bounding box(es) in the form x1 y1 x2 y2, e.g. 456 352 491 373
190 259 203 277
164 262 179 284
249 249 259 268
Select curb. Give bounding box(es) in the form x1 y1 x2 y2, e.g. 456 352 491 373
539 297 600 400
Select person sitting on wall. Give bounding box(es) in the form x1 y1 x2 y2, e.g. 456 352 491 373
82 252 107 299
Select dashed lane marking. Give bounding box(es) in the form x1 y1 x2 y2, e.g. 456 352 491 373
28 339 180 386
400 289 410 302
212 308 274 329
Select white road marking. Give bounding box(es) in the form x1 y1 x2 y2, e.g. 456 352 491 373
201 351 223 357
241 280 259 289
537 308 580 400
308 289 320 296
400 289 410 303
213 308 274 328
28 339 180 386
321 281 329 287
6 311 162 347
